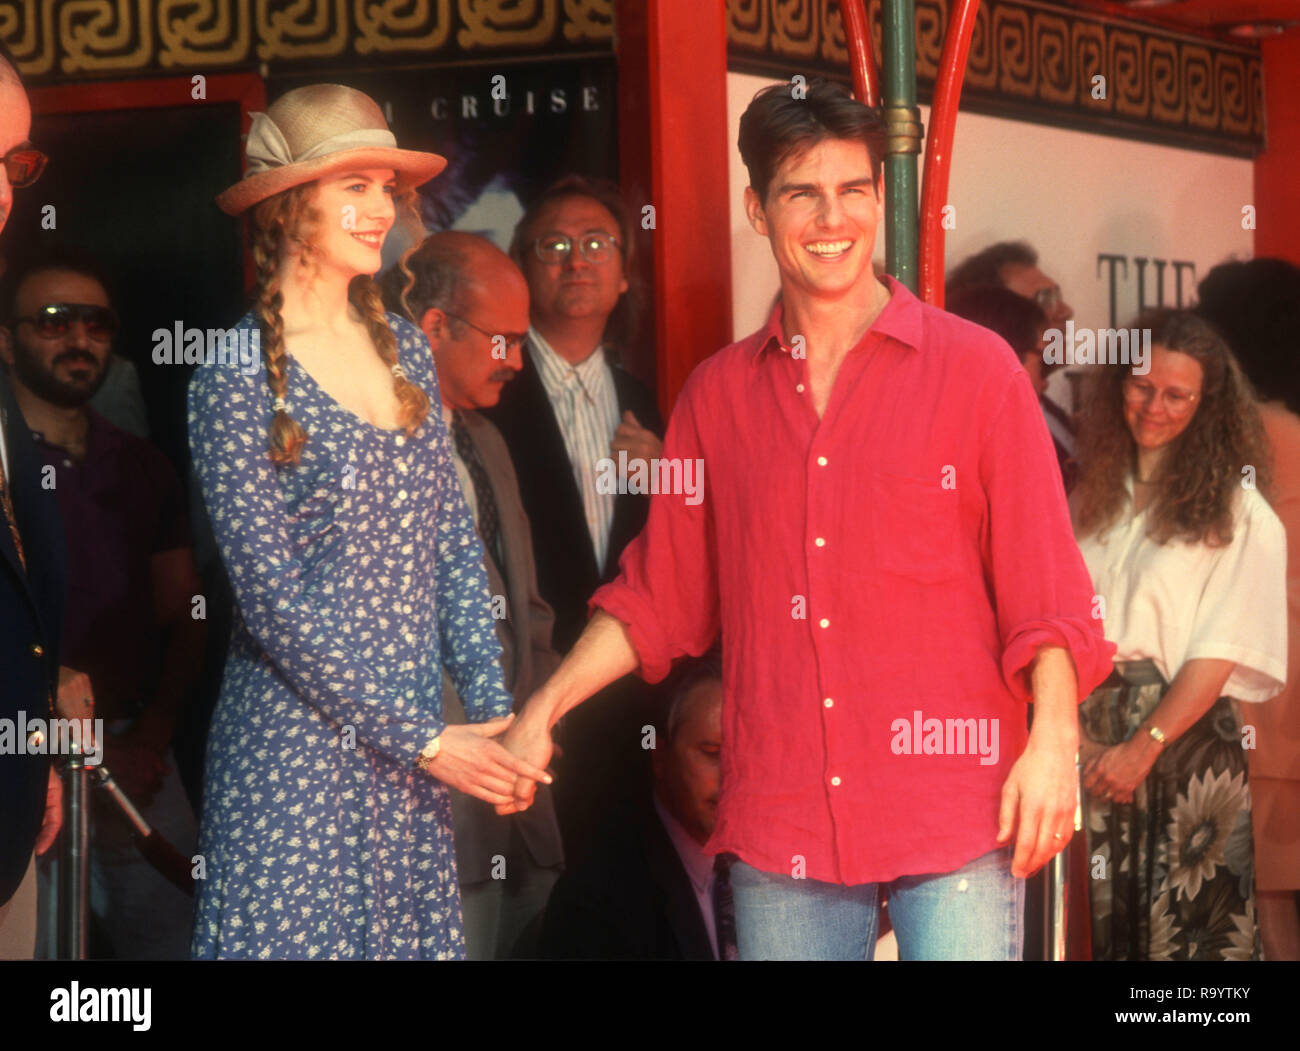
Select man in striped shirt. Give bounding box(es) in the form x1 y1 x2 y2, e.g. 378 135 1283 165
483 175 663 864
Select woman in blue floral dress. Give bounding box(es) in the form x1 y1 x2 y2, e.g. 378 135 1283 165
188 84 549 959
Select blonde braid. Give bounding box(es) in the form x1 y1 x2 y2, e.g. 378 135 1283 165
250 214 306 465
348 274 430 433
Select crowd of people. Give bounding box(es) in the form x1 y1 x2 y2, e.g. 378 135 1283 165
0 59 1293 962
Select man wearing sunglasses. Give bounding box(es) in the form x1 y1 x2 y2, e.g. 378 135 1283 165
0 47 66 960
483 175 664 866
0 252 205 958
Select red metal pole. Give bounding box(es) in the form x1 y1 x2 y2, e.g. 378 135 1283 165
840 0 880 108
616 0 732 417
918 0 980 307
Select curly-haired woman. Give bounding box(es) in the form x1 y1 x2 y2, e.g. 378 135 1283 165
1073 308 1287 960
187 84 548 959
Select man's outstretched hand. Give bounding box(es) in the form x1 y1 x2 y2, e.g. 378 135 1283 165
493 708 554 815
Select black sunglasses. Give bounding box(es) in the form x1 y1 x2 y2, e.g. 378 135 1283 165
2 143 48 188
14 303 118 340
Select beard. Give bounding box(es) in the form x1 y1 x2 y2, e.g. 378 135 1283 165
10 340 108 408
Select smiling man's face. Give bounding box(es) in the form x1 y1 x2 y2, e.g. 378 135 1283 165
518 194 628 332
745 137 882 305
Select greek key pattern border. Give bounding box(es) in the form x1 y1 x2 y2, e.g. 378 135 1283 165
0 0 614 79
726 0 1264 157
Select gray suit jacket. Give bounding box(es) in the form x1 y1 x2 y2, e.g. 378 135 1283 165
441 408 564 882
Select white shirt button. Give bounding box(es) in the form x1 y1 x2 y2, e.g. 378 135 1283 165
796 383 805 394
824 697 834 708
814 537 825 547
819 618 830 629
817 456 828 467
830 776 842 787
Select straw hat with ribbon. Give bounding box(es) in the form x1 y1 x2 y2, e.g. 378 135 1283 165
216 84 446 216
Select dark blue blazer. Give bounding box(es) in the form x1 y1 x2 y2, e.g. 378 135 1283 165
482 340 662 653
0 373 66 905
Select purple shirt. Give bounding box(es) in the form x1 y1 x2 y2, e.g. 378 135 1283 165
33 409 190 719
653 793 719 960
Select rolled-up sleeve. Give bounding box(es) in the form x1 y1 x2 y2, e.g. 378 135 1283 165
977 368 1116 702
590 374 719 684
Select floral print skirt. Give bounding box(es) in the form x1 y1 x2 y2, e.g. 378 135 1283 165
1079 660 1259 961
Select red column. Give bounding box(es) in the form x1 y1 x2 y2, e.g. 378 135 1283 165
1254 35 1300 266
616 0 733 418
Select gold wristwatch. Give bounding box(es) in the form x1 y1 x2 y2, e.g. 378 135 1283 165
1145 723 1167 746
415 734 442 773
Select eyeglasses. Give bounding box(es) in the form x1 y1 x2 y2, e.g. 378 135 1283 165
14 303 118 341
2 143 48 188
442 312 525 354
1033 286 1063 313
1122 376 1199 418
533 231 620 265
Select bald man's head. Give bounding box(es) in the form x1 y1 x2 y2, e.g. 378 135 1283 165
0 36 22 85
0 57 32 238
380 231 530 411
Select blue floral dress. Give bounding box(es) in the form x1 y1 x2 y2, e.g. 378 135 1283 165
187 311 511 959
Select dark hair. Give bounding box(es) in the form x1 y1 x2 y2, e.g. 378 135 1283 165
378 232 474 339
737 77 885 203
1 246 115 325
1074 308 1271 547
510 174 632 268
946 241 1039 295
659 650 723 744
945 284 1047 357
509 174 640 355
1195 257 1300 416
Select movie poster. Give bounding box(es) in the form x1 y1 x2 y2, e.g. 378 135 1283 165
270 59 620 267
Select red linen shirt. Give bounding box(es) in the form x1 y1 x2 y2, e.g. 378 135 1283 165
591 277 1115 885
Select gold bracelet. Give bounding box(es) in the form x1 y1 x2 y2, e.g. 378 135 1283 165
1146 723 1166 746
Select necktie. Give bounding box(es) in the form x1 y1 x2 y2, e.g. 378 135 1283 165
449 411 502 573
0 453 27 573
712 853 739 961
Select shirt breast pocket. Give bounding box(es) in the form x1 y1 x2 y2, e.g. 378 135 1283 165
870 471 963 583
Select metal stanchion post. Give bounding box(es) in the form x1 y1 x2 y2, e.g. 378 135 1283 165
57 743 90 960
1045 754 1084 961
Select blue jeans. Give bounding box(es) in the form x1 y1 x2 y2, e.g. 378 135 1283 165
731 846 1024 960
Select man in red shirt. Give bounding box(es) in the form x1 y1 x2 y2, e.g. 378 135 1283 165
497 78 1114 959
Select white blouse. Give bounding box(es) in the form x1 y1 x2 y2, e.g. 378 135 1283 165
1077 477 1288 703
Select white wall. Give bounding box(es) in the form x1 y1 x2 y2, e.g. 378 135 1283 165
727 71 1254 350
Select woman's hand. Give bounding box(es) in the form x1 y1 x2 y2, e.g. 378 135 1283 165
419 715 552 806
1082 735 1159 805
1077 729 1107 769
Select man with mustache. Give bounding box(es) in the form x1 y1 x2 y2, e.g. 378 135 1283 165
483 176 664 866
0 251 205 958
381 231 565 958
0 46 69 960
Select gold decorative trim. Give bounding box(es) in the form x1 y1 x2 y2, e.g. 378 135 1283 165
726 0 1265 157
0 0 614 80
